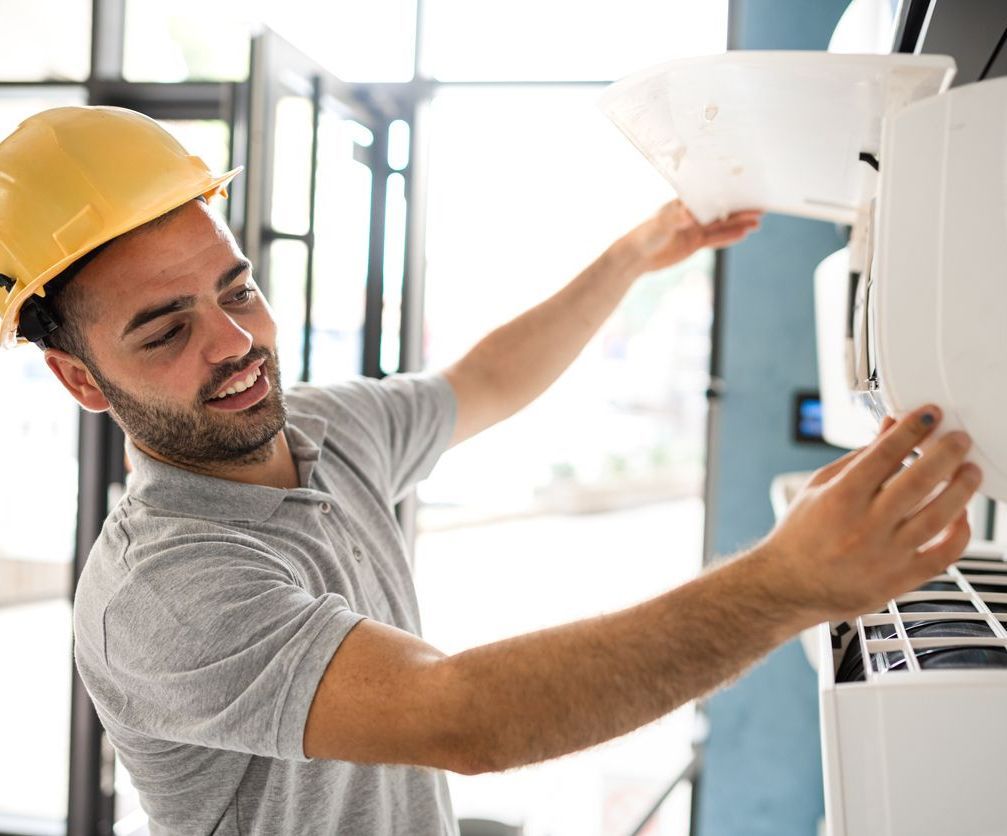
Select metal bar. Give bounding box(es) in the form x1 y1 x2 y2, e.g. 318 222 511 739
244 32 273 295
68 412 124 836
394 94 433 558
413 0 428 80
261 229 314 244
362 122 390 379
89 0 125 81
398 97 430 374
355 78 612 98
301 75 322 382
625 754 700 836
85 81 233 119
892 0 936 53
227 81 251 247
688 755 702 836
0 81 88 90
701 249 727 567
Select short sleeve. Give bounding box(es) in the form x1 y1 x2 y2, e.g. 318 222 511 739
100 537 365 761
297 372 457 504
371 373 456 501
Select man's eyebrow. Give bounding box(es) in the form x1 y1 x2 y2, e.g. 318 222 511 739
120 260 253 340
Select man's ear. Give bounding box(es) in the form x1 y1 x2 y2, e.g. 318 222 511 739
44 349 111 413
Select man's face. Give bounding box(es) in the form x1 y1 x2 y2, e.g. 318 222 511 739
65 200 287 469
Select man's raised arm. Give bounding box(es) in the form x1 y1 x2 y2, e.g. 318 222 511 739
441 201 761 448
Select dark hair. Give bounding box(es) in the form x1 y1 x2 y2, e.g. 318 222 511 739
38 198 203 362
40 241 111 362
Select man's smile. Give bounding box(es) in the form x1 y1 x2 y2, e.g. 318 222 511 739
204 363 270 411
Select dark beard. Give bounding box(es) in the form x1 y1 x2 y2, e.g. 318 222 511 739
91 346 288 469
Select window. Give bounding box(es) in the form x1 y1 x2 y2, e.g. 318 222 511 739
422 0 727 80
123 0 253 81
0 92 87 830
416 86 713 833
0 0 91 81
263 0 418 81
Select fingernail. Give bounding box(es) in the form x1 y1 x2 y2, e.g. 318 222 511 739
921 412 935 427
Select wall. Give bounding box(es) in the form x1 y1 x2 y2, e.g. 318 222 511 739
695 1 852 834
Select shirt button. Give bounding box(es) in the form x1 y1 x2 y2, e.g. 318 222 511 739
319 502 331 514
352 546 363 561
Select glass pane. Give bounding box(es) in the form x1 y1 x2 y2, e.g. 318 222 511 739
263 0 417 82
423 0 728 81
415 87 711 833
0 348 78 824
0 0 90 80
123 0 253 81
388 119 410 171
308 113 373 384
0 89 88 141
271 96 314 236
0 89 85 829
161 120 232 217
380 173 406 376
269 240 309 385
161 120 231 178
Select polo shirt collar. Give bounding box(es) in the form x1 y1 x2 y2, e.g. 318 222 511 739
124 407 329 523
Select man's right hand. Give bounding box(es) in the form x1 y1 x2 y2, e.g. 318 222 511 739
754 404 982 626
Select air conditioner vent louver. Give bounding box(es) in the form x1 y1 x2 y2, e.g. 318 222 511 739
834 557 1007 682
821 545 1007 835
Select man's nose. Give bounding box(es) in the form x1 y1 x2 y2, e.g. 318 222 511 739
202 307 253 365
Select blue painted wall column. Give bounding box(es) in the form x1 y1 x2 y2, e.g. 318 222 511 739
695 2 850 835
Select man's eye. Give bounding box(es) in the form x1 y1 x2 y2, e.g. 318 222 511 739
143 325 182 351
231 286 257 304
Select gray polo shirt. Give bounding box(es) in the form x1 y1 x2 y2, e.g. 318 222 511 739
72 372 459 835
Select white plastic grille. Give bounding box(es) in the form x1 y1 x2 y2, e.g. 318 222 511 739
848 547 1007 681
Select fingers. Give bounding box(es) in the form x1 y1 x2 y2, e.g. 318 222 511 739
700 213 761 235
715 209 763 225
842 405 941 495
812 416 894 491
702 224 760 248
895 462 982 548
657 200 694 229
906 512 973 586
807 448 861 487
875 431 973 522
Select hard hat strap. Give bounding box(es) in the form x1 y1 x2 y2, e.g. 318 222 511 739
1 273 61 348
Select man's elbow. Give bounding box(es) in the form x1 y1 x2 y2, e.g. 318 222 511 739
436 731 506 776
421 663 511 776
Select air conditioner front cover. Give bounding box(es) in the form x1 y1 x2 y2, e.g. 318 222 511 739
874 76 1007 502
600 52 955 224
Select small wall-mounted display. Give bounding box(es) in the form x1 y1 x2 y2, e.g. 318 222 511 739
793 391 825 444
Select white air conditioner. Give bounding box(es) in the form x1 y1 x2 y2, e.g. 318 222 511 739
602 50 1007 836
600 51 1007 503
819 542 1007 836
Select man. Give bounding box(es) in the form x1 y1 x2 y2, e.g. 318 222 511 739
0 107 980 834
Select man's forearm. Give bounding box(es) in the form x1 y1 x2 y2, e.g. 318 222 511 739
304 409 975 774
434 544 809 774
443 235 647 444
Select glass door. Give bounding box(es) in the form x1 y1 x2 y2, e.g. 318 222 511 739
247 29 392 385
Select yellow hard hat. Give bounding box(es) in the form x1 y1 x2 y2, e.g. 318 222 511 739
0 105 242 348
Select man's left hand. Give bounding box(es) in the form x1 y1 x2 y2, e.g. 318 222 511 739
627 200 762 274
